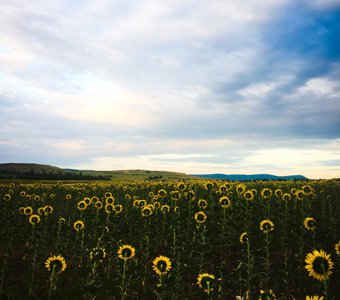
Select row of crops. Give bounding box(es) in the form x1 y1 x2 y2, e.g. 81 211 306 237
0 179 339 299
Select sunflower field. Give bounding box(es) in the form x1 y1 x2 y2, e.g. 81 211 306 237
0 179 339 299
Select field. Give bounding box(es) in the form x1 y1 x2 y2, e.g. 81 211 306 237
0 179 339 299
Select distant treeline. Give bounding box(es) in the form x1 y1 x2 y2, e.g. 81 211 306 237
0 170 111 180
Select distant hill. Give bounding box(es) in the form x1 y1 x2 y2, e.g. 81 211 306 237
0 163 194 181
191 173 308 181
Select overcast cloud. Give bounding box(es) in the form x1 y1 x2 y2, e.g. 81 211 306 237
1 0 340 178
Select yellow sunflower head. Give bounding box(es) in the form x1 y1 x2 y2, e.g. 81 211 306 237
239 232 248 244
29 214 41 225
219 196 231 208
24 206 33 215
261 188 272 199
77 200 87 211
260 219 274 234
161 204 170 214
105 204 115 214
194 211 207 224
244 190 254 201
45 255 67 274
236 184 246 194
114 204 123 214
305 249 334 282
197 273 215 294
105 196 115 205
73 220 85 232
44 205 54 215
95 201 103 210
3 194 11 201
303 217 316 231
141 205 153 217
117 245 136 261
152 255 172 276
306 296 324 300
198 199 208 209
282 193 292 202
335 241 340 256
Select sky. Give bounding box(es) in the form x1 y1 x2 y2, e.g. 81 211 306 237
1 0 340 179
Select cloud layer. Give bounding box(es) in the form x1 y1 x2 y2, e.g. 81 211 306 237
1 0 340 178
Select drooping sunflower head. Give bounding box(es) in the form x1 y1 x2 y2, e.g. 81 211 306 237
305 249 334 282
197 273 215 294
83 197 91 205
177 182 185 190
274 189 283 197
239 232 248 244
90 247 107 262
117 245 136 261
152 255 172 276
204 181 214 191
304 217 316 231
29 214 41 225
18 207 25 214
219 196 231 208
45 255 67 274
306 296 324 300
335 241 340 256
194 211 207 224
259 289 277 299
91 196 99 204
114 204 123 214
302 185 314 195
73 220 85 232
260 219 274 234
153 201 161 209
158 189 167 197
104 192 113 198
139 200 147 208
95 201 103 210
295 190 304 200
58 217 66 225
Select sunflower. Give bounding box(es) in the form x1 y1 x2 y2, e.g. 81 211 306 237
274 189 283 197
260 219 274 234
139 200 147 207
90 247 107 261
95 201 103 210
77 200 87 211
45 255 67 274
73 220 85 232
3 194 11 201
133 200 140 207
295 190 304 200
219 196 231 208
65 194 72 200
18 207 25 214
141 205 153 217
198 199 208 209
204 181 214 191
302 185 313 195
261 188 272 199
24 206 33 215
58 217 66 225
177 182 185 190
29 214 41 225
239 232 248 244
174 206 179 214
105 196 115 204
197 273 215 294
305 249 334 281
117 245 136 261
153 201 161 209
104 192 113 198
282 193 291 202
37 207 45 215
91 196 99 204
259 289 276 299
114 204 123 214
20 191 26 197
152 255 172 276
44 205 54 215
306 296 324 300
83 197 91 205
158 189 167 197
105 204 115 214
161 204 170 214
194 211 207 224
236 184 246 194
304 217 316 231
335 241 340 256
244 190 254 201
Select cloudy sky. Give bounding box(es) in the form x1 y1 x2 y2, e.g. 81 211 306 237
1 0 340 178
